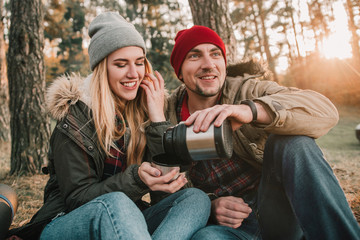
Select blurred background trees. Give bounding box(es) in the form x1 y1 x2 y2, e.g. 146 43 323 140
1 0 359 175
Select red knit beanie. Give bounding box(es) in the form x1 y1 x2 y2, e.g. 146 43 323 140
170 25 227 79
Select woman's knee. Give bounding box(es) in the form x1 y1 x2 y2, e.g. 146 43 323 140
97 191 128 202
41 192 149 240
181 188 211 209
192 225 230 240
94 192 140 215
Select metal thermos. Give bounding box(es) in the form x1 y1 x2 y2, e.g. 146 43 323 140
163 119 233 163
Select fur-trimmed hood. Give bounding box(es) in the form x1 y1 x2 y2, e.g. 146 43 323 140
46 73 92 121
226 59 271 79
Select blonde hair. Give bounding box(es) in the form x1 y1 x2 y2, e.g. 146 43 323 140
90 57 153 166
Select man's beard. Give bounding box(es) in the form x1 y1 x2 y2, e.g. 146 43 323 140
185 68 224 97
186 82 222 97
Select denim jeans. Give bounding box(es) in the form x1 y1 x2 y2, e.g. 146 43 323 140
191 210 262 240
192 135 360 240
40 188 210 240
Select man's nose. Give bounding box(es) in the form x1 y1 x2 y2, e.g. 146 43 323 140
201 55 216 69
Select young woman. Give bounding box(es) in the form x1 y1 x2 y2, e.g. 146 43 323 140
7 12 210 240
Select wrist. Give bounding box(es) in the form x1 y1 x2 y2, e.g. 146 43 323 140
240 100 257 123
149 113 166 123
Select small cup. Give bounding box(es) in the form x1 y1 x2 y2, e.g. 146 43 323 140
151 153 181 181
151 161 180 181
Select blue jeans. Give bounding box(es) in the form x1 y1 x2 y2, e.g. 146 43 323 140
40 188 210 240
192 135 360 240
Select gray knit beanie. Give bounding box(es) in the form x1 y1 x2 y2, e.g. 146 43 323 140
88 12 146 70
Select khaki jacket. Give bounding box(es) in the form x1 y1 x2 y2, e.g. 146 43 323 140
146 62 339 170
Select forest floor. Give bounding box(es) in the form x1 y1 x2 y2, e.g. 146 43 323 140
1 105 359 230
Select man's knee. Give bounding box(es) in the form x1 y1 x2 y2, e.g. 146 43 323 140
266 134 315 152
265 135 319 161
262 134 326 178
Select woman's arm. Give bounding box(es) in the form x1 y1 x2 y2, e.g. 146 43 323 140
50 128 147 211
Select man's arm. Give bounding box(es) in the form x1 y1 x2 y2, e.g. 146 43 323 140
185 102 272 132
186 78 339 138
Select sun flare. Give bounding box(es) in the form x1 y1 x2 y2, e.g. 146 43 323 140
319 2 352 59
320 35 352 59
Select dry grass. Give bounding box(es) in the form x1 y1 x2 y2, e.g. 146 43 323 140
0 106 359 230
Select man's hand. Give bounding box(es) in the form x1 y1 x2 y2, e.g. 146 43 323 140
138 162 187 193
185 104 253 132
185 102 272 132
211 196 252 229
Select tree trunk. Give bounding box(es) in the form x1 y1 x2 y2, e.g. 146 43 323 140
255 0 278 82
345 0 360 64
7 0 50 175
0 0 10 142
188 0 237 63
286 0 301 59
307 1 321 54
249 2 264 61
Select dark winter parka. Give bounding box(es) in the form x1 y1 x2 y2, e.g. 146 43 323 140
8 74 149 240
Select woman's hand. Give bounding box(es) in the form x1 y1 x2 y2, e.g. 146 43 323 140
140 71 166 122
138 162 187 193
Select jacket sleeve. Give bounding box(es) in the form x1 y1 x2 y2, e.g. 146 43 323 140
240 79 339 138
50 127 148 212
145 121 173 159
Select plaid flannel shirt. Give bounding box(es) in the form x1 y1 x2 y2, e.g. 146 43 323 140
102 136 127 180
178 92 260 198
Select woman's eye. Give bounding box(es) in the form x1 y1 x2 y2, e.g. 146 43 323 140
136 62 144 66
115 64 126 68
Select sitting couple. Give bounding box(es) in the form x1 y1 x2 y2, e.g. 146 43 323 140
8 12 360 240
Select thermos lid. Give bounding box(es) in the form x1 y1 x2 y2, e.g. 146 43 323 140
214 119 233 159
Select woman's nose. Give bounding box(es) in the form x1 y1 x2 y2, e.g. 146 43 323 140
127 64 138 78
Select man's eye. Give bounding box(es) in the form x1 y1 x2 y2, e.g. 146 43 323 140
189 54 199 59
212 52 221 57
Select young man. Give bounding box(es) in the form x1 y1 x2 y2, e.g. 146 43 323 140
146 25 360 239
